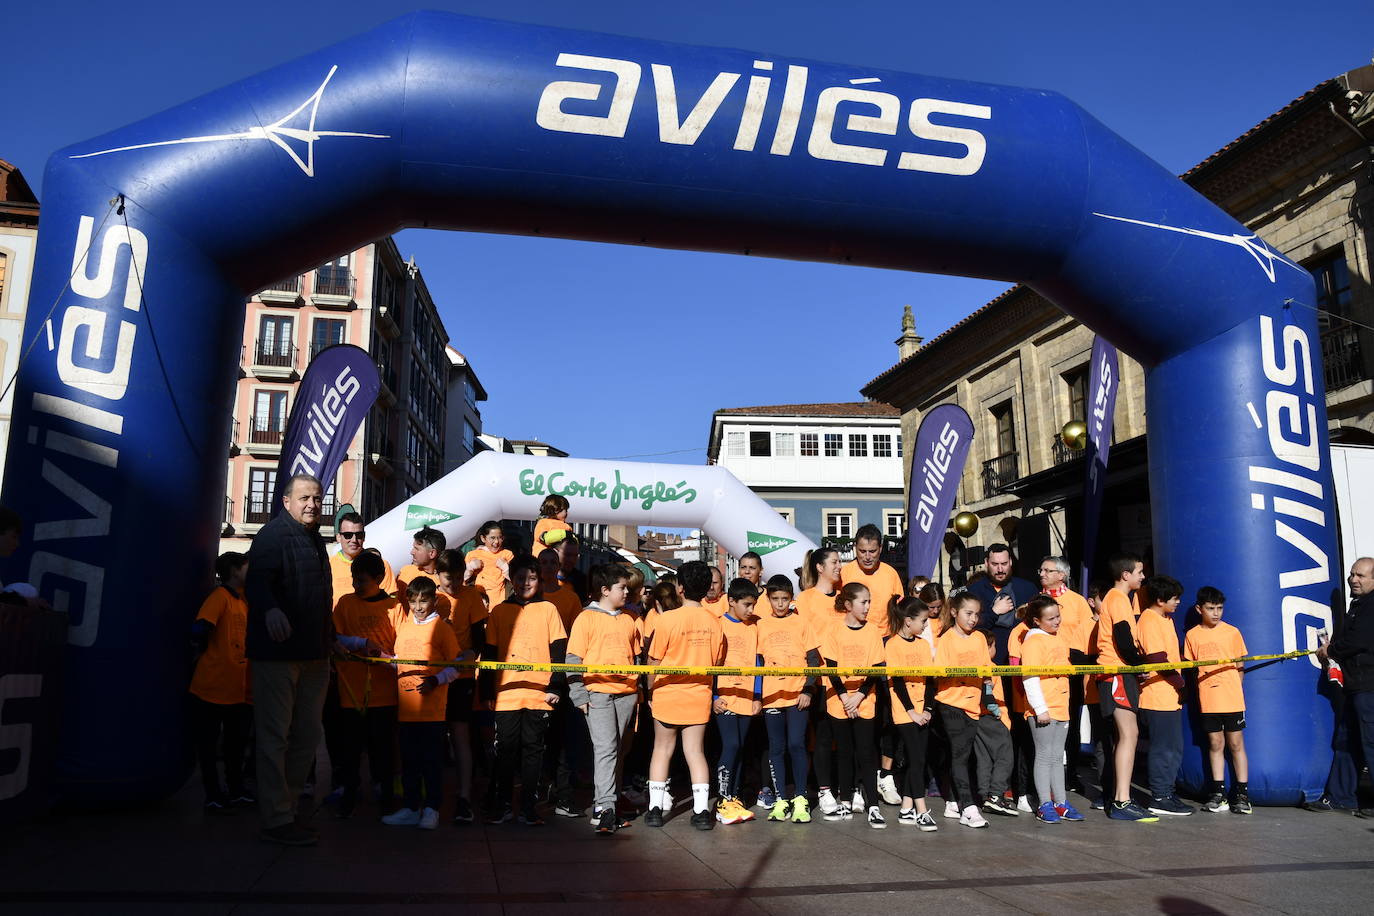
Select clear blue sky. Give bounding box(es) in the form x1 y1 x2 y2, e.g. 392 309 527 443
6 1 1370 463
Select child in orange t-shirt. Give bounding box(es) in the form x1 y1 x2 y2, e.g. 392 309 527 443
466 520 514 609
714 578 763 826
1136 574 1191 816
480 555 568 825
532 494 574 554
331 550 400 818
567 564 643 834
756 575 820 823
820 583 887 829
1184 585 1251 814
1097 552 1157 822
645 561 724 830
189 551 252 812
436 548 489 825
1019 596 1084 823
934 591 998 828
886 596 938 830
382 577 461 830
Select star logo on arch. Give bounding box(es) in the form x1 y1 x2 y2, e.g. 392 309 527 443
1092 211 1305 284
70 65 389 178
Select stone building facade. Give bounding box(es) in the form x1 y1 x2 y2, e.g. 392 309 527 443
863 65 1374 584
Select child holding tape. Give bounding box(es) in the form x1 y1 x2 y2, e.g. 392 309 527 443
1184 585 1252 814
886 596 939 830
1019 595 1085 824
756 574 821 823
934 590 996 828
820 583 887 828
713 578 763 825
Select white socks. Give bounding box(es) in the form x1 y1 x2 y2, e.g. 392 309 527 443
692 783 710 814
648 780 669 811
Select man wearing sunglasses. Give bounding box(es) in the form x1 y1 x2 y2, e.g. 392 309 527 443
330 512 397 606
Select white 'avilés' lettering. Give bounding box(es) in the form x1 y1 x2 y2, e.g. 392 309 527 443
536 53 991 176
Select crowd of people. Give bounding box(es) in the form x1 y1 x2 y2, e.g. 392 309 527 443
183 476 1374 847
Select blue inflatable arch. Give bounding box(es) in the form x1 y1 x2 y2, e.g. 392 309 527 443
6 11 1335 804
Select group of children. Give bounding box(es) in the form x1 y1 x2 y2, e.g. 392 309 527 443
190 504 1256 836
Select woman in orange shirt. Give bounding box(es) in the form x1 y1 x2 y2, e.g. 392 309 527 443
1019 596 1085 824
796 547 843 633
820 583 887 829
190 552 252 813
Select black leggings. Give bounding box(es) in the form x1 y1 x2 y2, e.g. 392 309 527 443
715 711 752 798
191 697 251 801
829 714 878 805
764 705 810 797
896 720 932 800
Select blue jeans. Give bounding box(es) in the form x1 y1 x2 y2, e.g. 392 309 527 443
1141 708 1183 800
763 706 810 798
1325 690 1374 808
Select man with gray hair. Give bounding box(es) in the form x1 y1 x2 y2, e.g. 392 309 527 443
1311 557 1374 816
1038 555 1100 804
245 473 334 845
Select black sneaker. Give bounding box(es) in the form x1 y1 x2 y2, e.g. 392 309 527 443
645 806 665 828
690 810 715 830
519 809 545 827
1201 793 1229 813
229 792 256 808
1230 793 1253 815
452 797 474 825
336 792 356 819
486 805 514 825
1303 796 1340 812
1148 796 1195 816
204 798 232 816
595 808 618 836
984 795 1019 817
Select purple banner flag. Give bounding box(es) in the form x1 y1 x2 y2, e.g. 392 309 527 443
271 344 380 513
906 404 975 580
1080 336 1119 591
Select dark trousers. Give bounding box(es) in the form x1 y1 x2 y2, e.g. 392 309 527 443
896 720 932 800
974 716 1013 799
813 706 835 788
764 705 810 797
398 721 445 811
1141 708 1184 800
829 714 878 804
494 708 552 813
191 696 251 801
1325 690 1374 808
1086 697 1114 800
715 711 752 798
334 705 397 807
940 703 980 809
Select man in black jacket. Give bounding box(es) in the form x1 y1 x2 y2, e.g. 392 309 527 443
1313 557 1374 816
246 474 333 845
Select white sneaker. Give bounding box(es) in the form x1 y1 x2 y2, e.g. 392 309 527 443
867 805 887 829
959 804 989 828
851 789 865 810
818 788 839 815
418 807 439 830
382 807 421 826
877 772 901 806
1017 795 1033 813
943 800 960 819
898 807 917 825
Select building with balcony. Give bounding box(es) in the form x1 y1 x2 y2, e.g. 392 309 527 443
221 237 484 550
706 403 906 564
862 64 1374 584
0 159 39 486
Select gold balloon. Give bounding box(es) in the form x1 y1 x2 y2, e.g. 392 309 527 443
952 511 979 537
1061 420 1088 451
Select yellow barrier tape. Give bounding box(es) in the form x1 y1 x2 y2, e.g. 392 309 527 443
347 648 1313 679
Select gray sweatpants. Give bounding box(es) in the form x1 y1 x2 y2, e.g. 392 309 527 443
1031 718 1069 805
586 691 639 812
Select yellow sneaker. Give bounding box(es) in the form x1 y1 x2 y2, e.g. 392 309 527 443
790 796 812 823
715 797 750 825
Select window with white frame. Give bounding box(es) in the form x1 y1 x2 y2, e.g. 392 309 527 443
897 434 904 458
725 430 746 457
774 507 795 525
824 433 842 457
800 433 819 457
775 432 796 457
824 511 855 539
749 430 771 457
849 433 868 457
884 510 906 538
874 434 893 458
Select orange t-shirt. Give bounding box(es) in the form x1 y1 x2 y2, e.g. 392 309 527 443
486 599 567 712
703 595 730 618
465 547 514 608
820 620 885 719
443 584 488 680
1137 607 1183 711
1020 629 1070 721
332 591 400 708
394 564 452 619
649 605 724 726
886 632 935 724
757 612 820 709
795 587 840 635
935 627 990 720
330 551 397 607
394 612 460 722
543 583 585 635
1096 588 1140 671
532 518 573 552
840 561 904 638
1007 621 1030 714
567 607 643 695
716 614 760 715
190 586 251 705
1183 621 1247 713
1049 588 1096 656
